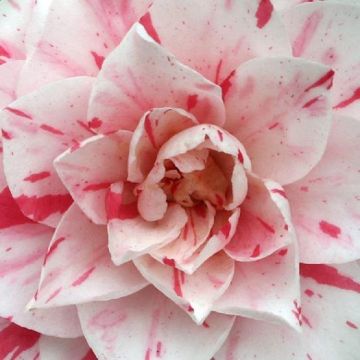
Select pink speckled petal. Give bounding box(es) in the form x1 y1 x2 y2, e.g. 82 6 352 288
134 252 234 324
283 2 360 120
87 23 225 133
0 319 40 360
55 130 132 225
145 0 291 84
225 174 293 261
17 0 151 95
0 181 82 337
285 115 360 264
31 204 148 309
39 336 95 360
215 261 360 360
0 0 34 62
78 286 235 360
0 60 24 109
128 107 198 183
224 57 333 185
1 77 94 227
214 244 301 330
107 182 188 265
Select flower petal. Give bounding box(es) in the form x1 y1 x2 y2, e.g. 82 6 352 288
214 244 301 330
39 336 94 360
145 0 291 83
225 174 292 261
87 23 225 133
0 319 40 360
1 77 94 227
224 57 333 185
17 0 151 95
285 115 360 263
283 2 360 120
215 261 360 360
107 182 188 265
128 107 198 183
0 60 24 109
134 252 234 324
78 286 235 360
31 203 148 308
55 131 132 225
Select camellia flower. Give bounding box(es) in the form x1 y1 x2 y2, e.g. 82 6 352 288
0 0 360 359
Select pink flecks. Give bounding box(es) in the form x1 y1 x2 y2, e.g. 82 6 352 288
88 117 103 129
271 188 287 199
202 321 210 328
292 300 302 326
83 182 111 192
187 94 198 111
139 12 161 44
4 106 32 120
293 11 322 57
16 193 73 222
163 257 176 267
303 96 321 108
1 129 13 140
156 341 162 357
24 171 51 183
306 354 313 360
81 350 97 360
300 264 360 294
220 221 231 238
220 69 236 100
304 289 314 297
40 124 64 136
43 237 66 265
77 120 97 135
217 130 224 142
106 190 139 220
237 150 244 164
300 186 309 192
346 321 358 330
144 113 157 148
268 122 279 130
72 266 96 286
173 268 184 297
305 70 335 92
0 323 40 360
0 45 11 58
278 248 288 256
256 217 275 234
334 87 360 109
250 244 261 258
90 51 105 70
145 308 161 360
45 287 62 304
302 314 312 328
255 0 274 29
319 220 341 238
0 187 34 229
215 59 223 84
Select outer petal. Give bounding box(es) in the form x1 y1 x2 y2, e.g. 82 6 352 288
55 131 132 225
283 2 360 119
31 204 148 308
225 174 292 261
0 177 82 338
215 261 360 360
0 319 40 360
39 336 94 360
1 77 94 227
107 181 188 265
18 0 151 95
87 23 225 133
285 115 360 263
224 57 333 185
78 286 235 360
145 0 291 83
134 252 234 324
214 244 301 330
0 60 24 109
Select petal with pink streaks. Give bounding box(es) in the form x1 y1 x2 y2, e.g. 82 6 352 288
78 286 235 360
